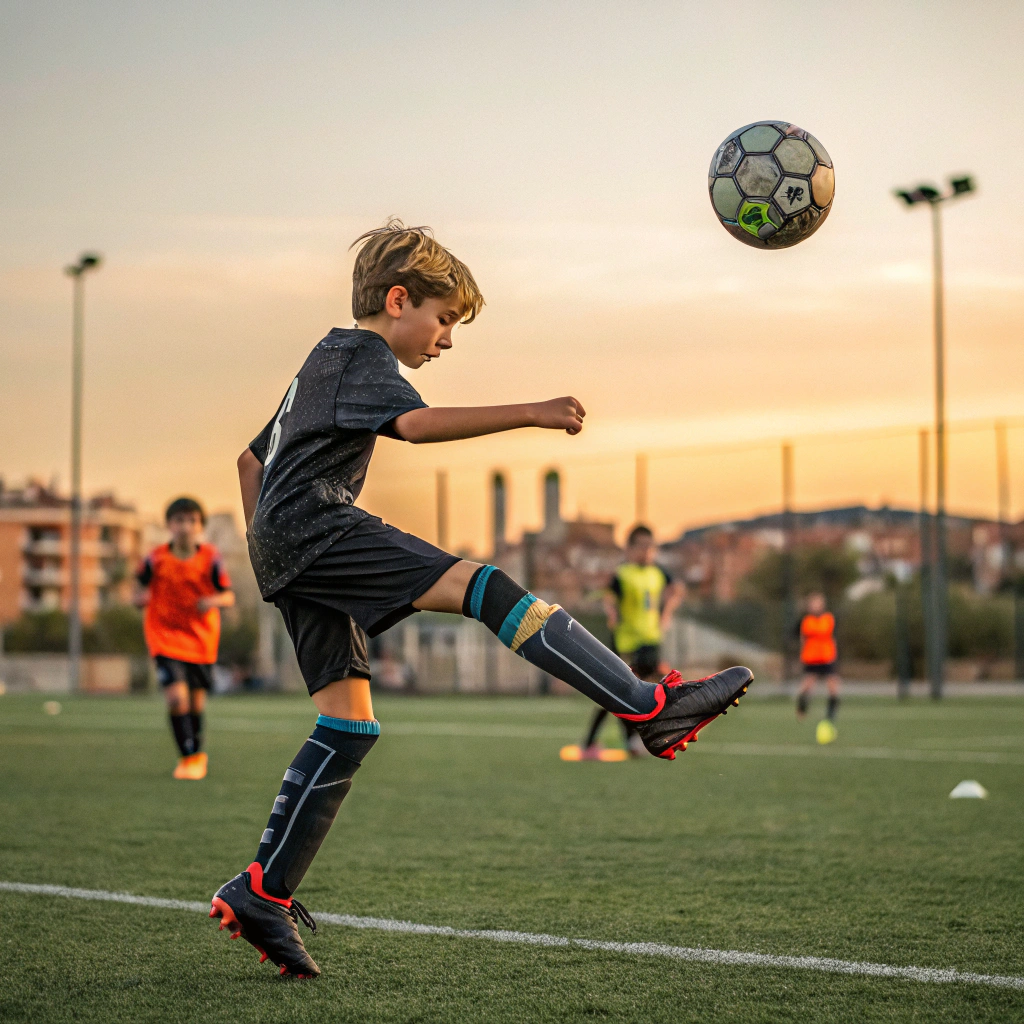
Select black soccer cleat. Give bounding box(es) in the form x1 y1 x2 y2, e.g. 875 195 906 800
210 863 320 978
623 666 753 760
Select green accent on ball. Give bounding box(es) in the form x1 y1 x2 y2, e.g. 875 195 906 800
738 200 773 238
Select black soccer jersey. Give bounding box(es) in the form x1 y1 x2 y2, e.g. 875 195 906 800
248 328 427 596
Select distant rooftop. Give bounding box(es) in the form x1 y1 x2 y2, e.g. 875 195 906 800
0 478 136 513
668 504 1000 546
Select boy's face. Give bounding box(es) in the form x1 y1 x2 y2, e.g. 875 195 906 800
167 511 203 546
384 290 464 369
628 536 656 565
807 593 826 614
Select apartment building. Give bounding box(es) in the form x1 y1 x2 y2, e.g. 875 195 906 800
0 480 142 626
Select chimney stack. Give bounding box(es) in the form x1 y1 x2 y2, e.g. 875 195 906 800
492 471 507 555
543 469 561 534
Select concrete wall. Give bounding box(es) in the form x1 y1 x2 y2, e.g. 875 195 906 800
0 654 140 694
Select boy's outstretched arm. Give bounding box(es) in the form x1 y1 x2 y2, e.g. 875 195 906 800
393 397 585 444
238 449 264 534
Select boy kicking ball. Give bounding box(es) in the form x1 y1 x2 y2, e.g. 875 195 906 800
136 497 235 780
210 220 753 977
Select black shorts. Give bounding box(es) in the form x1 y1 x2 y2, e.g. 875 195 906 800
273 515 459 696
624 644 661 679
802 661 838 677
154 655 214 691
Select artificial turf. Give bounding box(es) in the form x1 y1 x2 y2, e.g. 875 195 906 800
0 689 1022 1023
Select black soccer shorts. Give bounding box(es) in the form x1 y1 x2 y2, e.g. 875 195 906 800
154 655 215 691
272 513 459 696
802 661 838 677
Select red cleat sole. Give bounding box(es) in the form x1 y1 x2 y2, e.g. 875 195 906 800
657 683 750 760
210 897 242 939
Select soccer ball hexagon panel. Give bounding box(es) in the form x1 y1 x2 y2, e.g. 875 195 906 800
709 121 834 249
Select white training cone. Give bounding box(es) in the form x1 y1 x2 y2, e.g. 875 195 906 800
949 780 988 799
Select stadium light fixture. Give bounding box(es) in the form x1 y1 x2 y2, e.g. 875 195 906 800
893 176 975 700
64 252 103 693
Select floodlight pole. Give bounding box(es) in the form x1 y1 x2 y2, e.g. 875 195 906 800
64 253 102 693
929 200 948 702
894 177 974 700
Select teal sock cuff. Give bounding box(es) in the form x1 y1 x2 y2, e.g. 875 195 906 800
315 715 380 736
497 593 538 648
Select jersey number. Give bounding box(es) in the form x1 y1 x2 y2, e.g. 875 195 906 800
263 377 299 470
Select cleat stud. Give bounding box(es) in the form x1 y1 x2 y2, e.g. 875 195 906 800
280 966 288 976
218 921 227 931
260 953 268 963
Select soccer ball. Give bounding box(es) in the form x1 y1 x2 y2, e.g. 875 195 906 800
708 121 834 249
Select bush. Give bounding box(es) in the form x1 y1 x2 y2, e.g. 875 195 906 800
688 581 1016 675
2 604 259 667
743 545 859 605
217 608 259 670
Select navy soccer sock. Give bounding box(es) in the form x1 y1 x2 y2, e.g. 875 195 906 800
463 566 660 718
169 713 196 756
826 695 840 722
189 712 203 753
251 717 378 901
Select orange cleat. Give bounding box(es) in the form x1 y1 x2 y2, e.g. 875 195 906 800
173 753 208 780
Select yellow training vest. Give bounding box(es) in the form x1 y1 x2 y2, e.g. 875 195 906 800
612 563 669 654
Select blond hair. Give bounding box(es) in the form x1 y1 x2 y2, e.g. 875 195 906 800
350 218 484 324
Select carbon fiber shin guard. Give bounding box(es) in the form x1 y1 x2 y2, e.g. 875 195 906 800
254 719 378 899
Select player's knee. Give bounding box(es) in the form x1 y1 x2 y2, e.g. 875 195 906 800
462 565 559 650
165 683 189 714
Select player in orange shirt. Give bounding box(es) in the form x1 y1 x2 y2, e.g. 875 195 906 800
135 497 235 779
795 592 841 737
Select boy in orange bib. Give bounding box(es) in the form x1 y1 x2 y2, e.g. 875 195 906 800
136 497 235 779
795 592 841 728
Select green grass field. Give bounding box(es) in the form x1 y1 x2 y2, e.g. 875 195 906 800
1 689 1022 1023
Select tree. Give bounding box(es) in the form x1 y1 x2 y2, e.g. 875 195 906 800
743 545 859 605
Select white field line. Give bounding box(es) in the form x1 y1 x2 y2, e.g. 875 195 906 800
3 719 1022 769
2 881 1022 991
3 715 1022 763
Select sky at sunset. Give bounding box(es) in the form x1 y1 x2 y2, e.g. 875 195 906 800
2 0 1023 553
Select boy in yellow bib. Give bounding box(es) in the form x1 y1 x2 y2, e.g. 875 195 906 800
578 525 683 759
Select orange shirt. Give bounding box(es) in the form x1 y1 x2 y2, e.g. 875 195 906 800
138 544 231 664
800 612 837 665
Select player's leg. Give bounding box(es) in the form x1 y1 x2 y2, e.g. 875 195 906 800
583 707 609 753
796 670 815 719
624 646 660 756
183 669 210 779
157 657 198 776
188 674 207 750
416 561 752 759
825 670 841 722
211 599 376 978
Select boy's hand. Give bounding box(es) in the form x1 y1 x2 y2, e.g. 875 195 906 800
532 397 585 434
